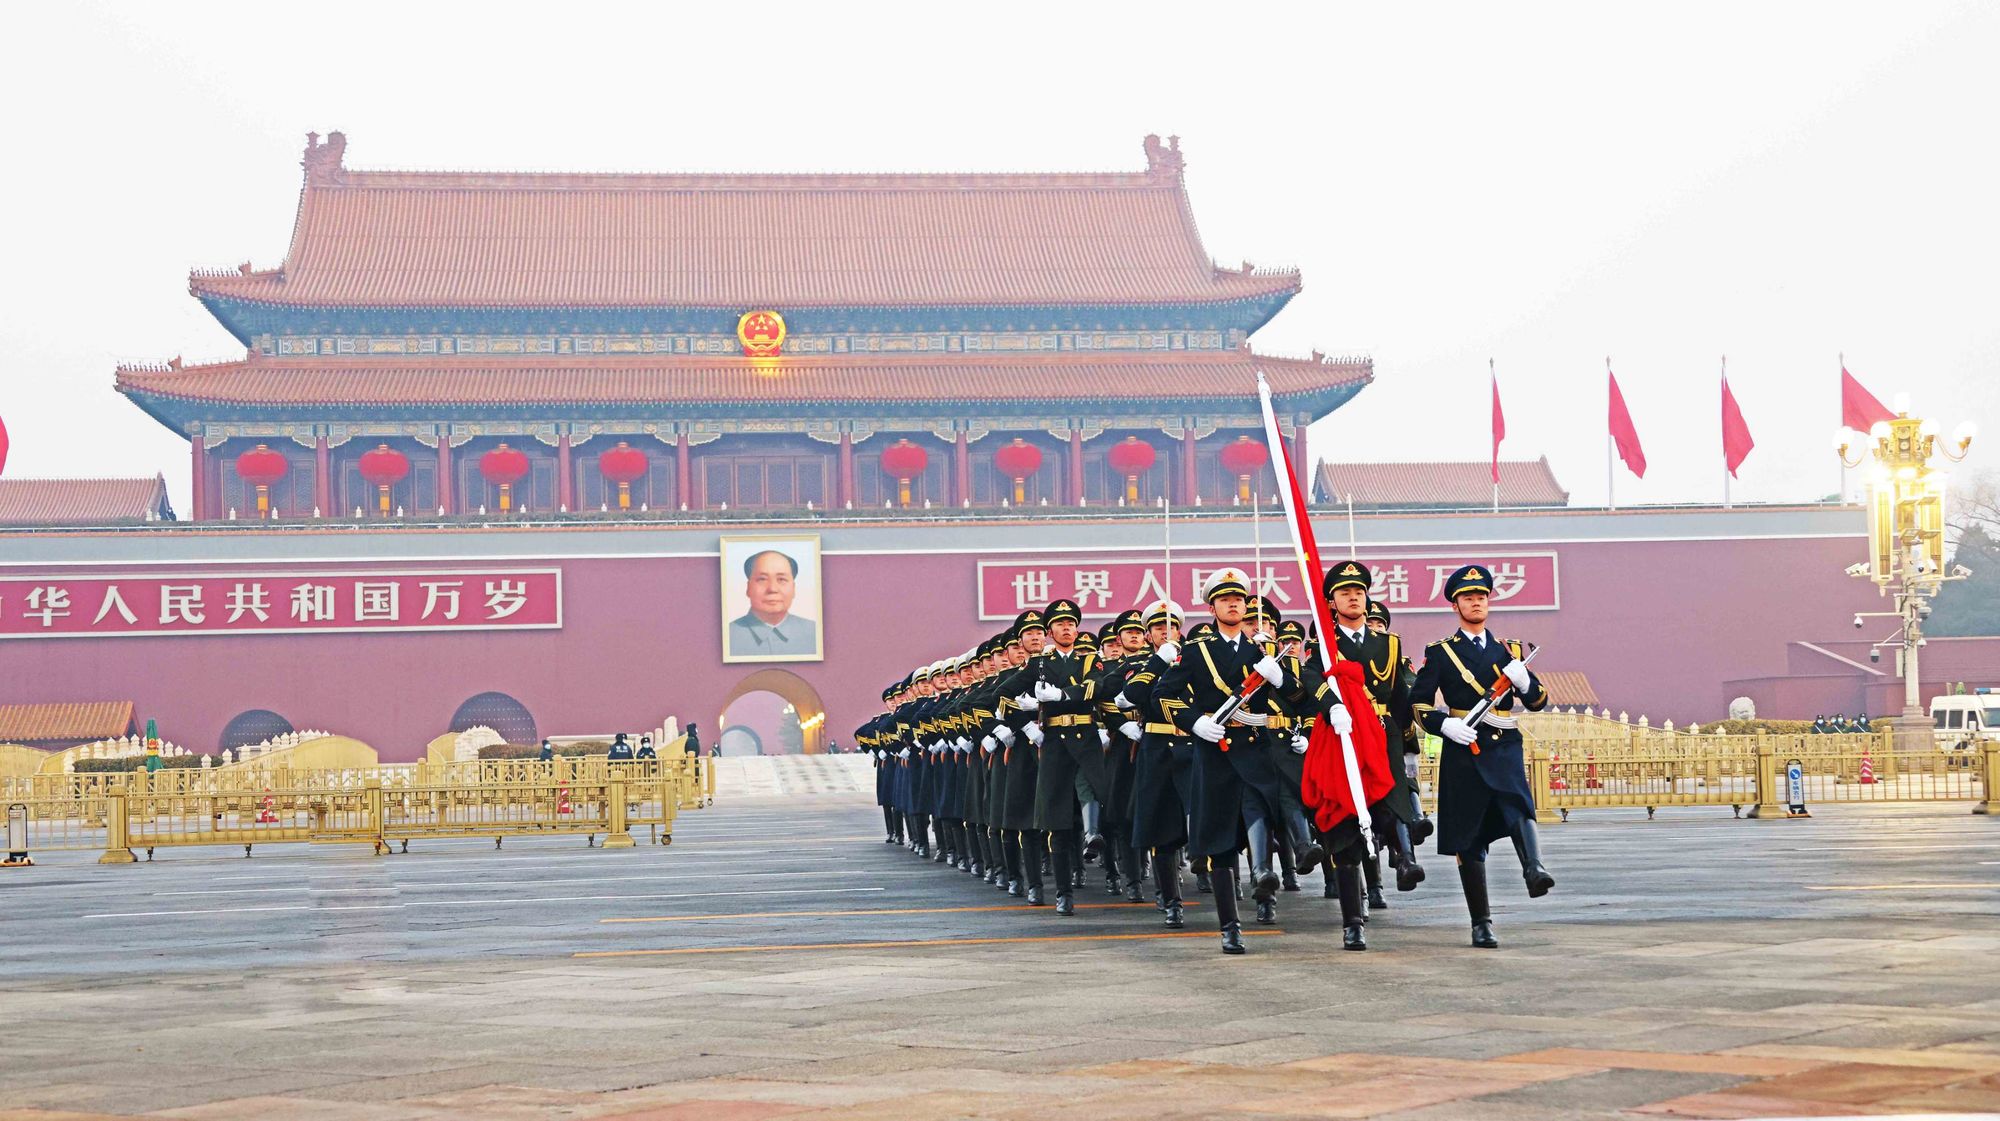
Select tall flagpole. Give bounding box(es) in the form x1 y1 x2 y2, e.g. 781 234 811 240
1252 473 1262 603
1490 358 1500 513
1837 351 1847 503
1721 355 1731 509
1346 492 1357 560
1605 357 1616 511
1163 495 1173 607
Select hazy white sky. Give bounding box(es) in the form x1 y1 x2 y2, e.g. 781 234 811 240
2 1 1993 514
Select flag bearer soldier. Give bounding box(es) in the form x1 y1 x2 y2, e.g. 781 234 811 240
1121 599 1191 927
993 609 1050 902
1027 599 1109 917
1327 565 1430 901
1412 564 1556 949
1157 568 1334 954
1098 610 1150 902
982 628 1031 891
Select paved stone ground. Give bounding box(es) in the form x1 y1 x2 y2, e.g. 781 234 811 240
3 792 1999 1119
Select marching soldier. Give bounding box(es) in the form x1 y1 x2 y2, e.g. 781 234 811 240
1027 599 1107 917
1097 611 1149 901
1157 568 1336 954
993 609 1050 902
1412 564 1555 949
1122 599 1191 927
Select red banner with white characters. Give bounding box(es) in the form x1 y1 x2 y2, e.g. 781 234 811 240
977 551 1557 621
0 569 562 639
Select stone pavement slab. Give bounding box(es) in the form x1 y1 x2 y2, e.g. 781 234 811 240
3 799 1999 1119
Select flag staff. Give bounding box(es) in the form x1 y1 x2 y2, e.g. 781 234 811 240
1346 492 1357 560
1490 358 1500 513
1838 352 1847 503
1606 356 1616 512
1721 355 1731 509
1162 494 1173 608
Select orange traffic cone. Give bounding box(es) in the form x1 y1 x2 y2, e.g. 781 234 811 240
557 781 572 815
256 789 279 824
1859 749 1876 785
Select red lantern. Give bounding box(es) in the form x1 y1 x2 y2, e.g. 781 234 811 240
596 441 649 510
1106 435 1157 503
234 443 288 518
357 444 411 516
877 438 928 508
991 437 1042 505
1219 435 1266 503
480 442 531 513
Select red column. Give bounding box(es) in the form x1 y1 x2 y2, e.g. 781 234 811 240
1181 430 1198 505
676 433 692 509
838 432 854 509
436 438 453 514
191 436 208 522
314 435 332 516
954 430 970 507
1068 430 1084 505
1292 419 1310 486
557 434 573 512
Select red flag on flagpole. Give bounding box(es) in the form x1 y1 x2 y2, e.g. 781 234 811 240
1721 373 1755 477
1490 361 1505 484
1841 364 1895 432
1607 368 1647 479
0 413 9 477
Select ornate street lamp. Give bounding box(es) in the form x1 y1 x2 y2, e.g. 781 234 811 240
1834 397 1976 742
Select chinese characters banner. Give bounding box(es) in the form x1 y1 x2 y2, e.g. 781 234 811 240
977 552 1558 621
0 569 562 639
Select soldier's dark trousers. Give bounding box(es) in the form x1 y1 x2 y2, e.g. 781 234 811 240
1020 831 1049 895
909 813 928 852
1049 828 1078 895
1209 850 1243 931
882 806 897 839
1153 848 1182 906
1002 831 1024 885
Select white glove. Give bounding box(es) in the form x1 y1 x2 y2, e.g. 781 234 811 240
1098 728 1111 748
1120 720 1143 742
955 736 969 751
1155 641 1179 664
1253 655 1285 689
981 736 997 755
898 747 911 759
1034 680 1064 703
1114 693 1135 711
1025 722 1044 746
994 725 1016 747
1291 734 1309 755
1193 715 1226 743
1014 692 1040 713
1440 717 1479 746
1502 659 1532 692
1328 704 1353 736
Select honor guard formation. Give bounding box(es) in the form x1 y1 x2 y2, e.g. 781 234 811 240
854 561 1558 955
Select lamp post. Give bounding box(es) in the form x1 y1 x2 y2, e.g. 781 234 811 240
1835 398 1976 747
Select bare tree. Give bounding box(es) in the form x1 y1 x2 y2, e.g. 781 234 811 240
1948 468 2000 549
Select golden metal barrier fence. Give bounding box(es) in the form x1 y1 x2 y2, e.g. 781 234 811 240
1 757 706 862
1409 733 1998 821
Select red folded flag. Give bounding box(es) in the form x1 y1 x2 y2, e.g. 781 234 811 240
1721 375 1755 477
1490 366 1506 484
1841 365 1895 433
1608 369 1647 479
1300 660 1397 834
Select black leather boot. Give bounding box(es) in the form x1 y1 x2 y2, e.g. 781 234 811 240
1055 892 1074 916
1513 820 1555 897
1248 821 1281 902
1336 859 1367 948
1287 811 1325 874
1460 859 1498 948
1193 852 1212 895
1211 852 1244 952
1165 901 1185 928
1220 922 1245 954
1365 850 1388 910
1081 800 1106 864
1392 821 1426 891
1026 884 1045 905
1255 898 1276 925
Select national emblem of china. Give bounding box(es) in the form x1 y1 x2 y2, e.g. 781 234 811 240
738 310 787 357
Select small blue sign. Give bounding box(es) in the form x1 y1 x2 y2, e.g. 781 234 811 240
1785 759 1807 815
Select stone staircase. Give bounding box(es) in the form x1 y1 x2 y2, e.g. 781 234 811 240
708 753 873 799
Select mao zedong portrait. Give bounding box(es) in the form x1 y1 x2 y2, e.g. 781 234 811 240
727 548 819 658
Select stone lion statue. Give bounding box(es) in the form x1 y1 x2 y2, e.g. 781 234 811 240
1728 696 1757 721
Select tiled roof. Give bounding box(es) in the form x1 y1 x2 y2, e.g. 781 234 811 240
0 476 174 525
1537 671 1600 709
117 351 1370 411
1313 458 1568 509
189 134 1300 310
0 701 136 744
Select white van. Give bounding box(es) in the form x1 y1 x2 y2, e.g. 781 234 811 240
1932 692 2000 754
